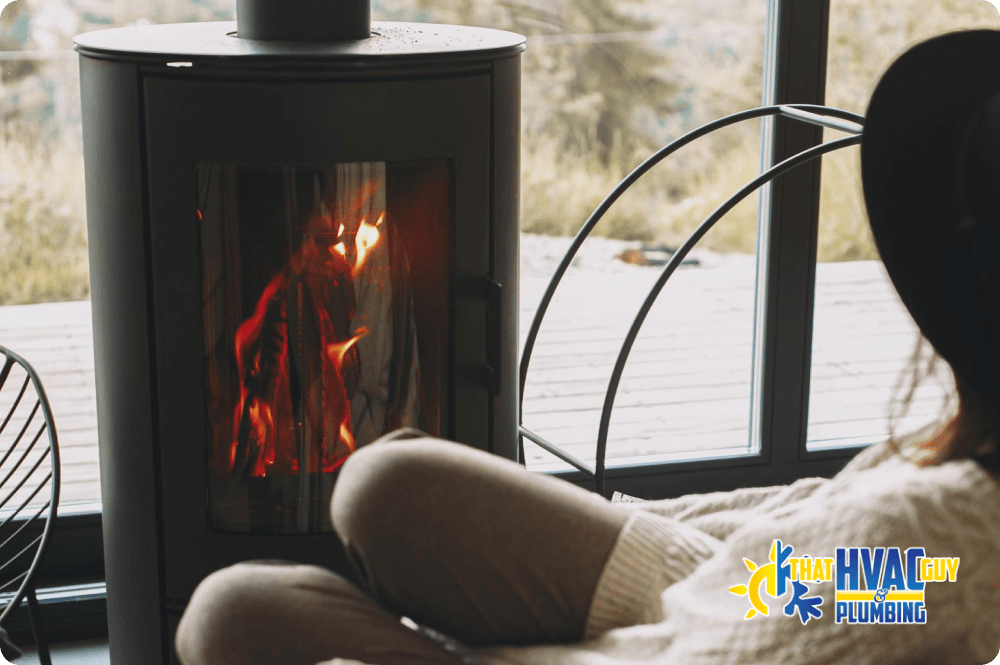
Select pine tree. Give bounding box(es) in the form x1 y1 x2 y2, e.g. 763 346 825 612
521 0 679 170
376 0 679 171
0 0 40 85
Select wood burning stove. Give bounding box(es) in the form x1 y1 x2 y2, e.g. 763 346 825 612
75 2 522 662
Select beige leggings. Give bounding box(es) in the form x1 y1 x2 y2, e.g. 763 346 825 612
175 432 629 665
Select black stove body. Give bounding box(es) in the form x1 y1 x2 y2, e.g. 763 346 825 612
76 5 522 663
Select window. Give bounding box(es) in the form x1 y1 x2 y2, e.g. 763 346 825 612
513 0 872 497
511 0 769 475
0 0 240 625
807 0 997 451
2 0 106 599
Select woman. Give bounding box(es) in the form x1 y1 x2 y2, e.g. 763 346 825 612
175 30 1000 665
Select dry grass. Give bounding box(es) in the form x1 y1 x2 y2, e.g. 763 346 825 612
522 0 1000 263
0 127 89 305
521 134 662 241
815 0 999 264
520 120 764 256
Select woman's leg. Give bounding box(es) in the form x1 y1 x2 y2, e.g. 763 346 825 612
331 435 629 647
175 561 465 665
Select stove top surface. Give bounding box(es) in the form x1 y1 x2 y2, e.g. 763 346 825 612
74 21 525 64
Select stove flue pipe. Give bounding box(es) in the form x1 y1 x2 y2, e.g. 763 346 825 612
237 0 370 41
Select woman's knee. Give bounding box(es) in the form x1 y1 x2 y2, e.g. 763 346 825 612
176 562 413 665
175 562 332 665
331 437 473 549
331 435 613 551
175 564 266 665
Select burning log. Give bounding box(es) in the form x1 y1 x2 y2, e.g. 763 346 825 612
199 161 425 532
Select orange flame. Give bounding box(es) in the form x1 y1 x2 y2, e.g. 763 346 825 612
352 213 384 278
326 325 367 365
324 325 368 459
331 223 348 259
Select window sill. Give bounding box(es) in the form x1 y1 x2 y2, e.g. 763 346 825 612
4 581 107 647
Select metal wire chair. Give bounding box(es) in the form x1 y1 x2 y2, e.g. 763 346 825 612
518 104 865 498
0 344 61 665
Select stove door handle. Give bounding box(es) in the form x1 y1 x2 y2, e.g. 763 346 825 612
480 275 503 396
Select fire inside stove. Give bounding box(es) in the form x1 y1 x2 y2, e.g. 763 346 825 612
198 160 450 533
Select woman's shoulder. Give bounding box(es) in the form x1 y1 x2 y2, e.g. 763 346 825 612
655 445 1000 664
700 428 1000 563
834 419 946 477
827 432 999 520
834 421 999 502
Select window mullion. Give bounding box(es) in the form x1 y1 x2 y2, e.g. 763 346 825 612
753 0 831 466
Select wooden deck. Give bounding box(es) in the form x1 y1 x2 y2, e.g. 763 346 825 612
0 300 100 508
0 255 948 506
520 256 947 471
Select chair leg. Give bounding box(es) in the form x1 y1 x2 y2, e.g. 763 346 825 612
25 586 51 665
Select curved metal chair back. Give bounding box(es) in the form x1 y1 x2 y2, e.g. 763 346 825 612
518 104 865 497
0 344 61 664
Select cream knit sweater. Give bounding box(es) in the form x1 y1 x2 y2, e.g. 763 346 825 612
321 435 1000 665
468 437 1000 665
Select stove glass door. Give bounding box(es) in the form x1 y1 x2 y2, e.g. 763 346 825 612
198 159 451 533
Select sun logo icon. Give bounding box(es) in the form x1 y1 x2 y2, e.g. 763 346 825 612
729 540 778 619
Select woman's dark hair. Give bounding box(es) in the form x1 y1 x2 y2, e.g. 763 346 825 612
948 377 1000 471
889 336 1000 471
862 34 1000 458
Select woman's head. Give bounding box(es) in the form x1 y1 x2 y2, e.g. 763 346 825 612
863 30 1000 469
